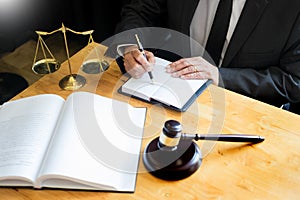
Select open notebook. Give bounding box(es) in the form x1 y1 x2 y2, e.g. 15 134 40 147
0 92 146 192
119 57 212 112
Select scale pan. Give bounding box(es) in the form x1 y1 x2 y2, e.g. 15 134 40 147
81 59 110 74
32 58 60 74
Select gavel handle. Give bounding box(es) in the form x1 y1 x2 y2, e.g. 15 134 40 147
182 133 265 143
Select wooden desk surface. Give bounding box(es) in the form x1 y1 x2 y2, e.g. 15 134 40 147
3 43 300 200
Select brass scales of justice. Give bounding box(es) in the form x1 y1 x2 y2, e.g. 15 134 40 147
32 23 108 90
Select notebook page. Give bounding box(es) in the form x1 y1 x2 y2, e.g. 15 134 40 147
152 77 207 109
151 57 208 109
121 57 171 101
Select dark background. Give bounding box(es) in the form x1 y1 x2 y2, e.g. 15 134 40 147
0 0 129 54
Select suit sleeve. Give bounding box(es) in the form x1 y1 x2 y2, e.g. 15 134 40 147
219 12 300 106
115 0 167 33
104 0 167 58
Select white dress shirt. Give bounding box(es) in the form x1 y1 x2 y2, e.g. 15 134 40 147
190 0 246 66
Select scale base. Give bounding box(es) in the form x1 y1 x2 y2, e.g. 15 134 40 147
59 74 86 90
143 137 202 181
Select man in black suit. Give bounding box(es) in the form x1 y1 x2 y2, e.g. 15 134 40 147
114 0 300 110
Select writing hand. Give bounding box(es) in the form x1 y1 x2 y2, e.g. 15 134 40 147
165 56 219 85
123 48 155 79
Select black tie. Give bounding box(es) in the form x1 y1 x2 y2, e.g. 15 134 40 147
205 0 233 66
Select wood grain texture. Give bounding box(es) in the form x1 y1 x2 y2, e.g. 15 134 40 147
3 42 300 200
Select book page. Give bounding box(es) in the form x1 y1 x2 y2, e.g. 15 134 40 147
0 95 64 185
37 92 146 191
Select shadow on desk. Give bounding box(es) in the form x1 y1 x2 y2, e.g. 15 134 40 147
289 103 300 115
282 102 300 115
0 72 28 104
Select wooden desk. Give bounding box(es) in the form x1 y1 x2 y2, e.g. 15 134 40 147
2 43 300 199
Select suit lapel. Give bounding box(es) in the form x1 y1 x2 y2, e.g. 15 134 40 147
222 0 270 67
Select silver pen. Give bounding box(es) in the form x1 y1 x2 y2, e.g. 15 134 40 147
135 34 154 83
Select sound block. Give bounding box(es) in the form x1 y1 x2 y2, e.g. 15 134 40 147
143 137 202 180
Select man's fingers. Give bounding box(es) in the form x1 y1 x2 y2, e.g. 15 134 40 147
145 51 155 65
166 59 192 72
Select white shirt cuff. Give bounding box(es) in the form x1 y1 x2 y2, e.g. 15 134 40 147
116 44 138 57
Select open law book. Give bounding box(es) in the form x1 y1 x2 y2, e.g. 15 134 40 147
0 92 146 192
120 57 211 112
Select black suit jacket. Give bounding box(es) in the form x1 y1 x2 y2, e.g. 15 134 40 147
114 0 300 107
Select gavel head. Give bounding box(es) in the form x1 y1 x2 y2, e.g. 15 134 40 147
158 120 182 151
143 119 202 181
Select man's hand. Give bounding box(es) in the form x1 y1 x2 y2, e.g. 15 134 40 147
123 48 156 78
165 57 219 85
